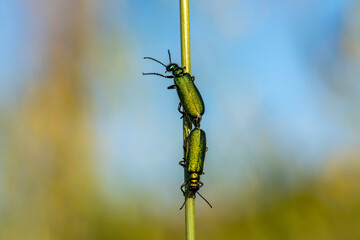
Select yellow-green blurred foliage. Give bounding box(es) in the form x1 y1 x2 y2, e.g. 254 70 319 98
1 1 360 240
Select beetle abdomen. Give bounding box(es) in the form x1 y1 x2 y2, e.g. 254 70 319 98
186 128 206 174
174 73 205 125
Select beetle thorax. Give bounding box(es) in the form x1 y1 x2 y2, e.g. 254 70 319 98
173 68 184 77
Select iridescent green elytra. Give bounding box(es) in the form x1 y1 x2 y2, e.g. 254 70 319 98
185 128 206 176
179 128 212 209
143 50 205 127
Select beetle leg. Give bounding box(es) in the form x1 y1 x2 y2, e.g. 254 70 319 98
178 102 184 114
198 181 204 189
142 72 174 78
180 181 189 195
178 103 186 119
192 76 195 81
179 159 186 168
167 85 176 89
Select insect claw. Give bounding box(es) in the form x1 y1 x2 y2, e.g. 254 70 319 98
179 160 186 167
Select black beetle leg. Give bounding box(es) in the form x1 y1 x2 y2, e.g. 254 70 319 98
198 181 204 189
178 103 185 119
179 158 186 168
167 85 176 89
178 102 184 114
180 181 189 195
192 76 195 81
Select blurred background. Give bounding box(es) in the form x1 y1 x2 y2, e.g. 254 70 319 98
1 0 360 239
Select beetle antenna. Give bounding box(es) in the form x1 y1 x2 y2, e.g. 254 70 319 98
179 192 192 210
144 57 167 68
197 192 213 208
168 49 172 64
142 72 174 79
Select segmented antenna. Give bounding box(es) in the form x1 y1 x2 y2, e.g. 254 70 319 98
143 57 167 68
197 192 213 208
142 72 174 79
168 49 172 64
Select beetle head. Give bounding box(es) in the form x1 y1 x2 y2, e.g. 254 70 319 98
166 63 178 72
166 63 184 77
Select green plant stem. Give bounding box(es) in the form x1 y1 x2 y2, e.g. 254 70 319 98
180 0 191 73
180 1 195 240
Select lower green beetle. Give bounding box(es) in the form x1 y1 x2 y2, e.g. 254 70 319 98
143 50 205 127
179 128 212 210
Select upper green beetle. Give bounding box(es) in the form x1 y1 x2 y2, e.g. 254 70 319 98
143 50 205 127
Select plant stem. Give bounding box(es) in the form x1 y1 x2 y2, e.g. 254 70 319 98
180 0 191 73
179 1 195 240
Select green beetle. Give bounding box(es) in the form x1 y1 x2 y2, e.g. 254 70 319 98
179 128 212 210
143 50 205 127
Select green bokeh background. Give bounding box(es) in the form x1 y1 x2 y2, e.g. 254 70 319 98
1 1 360 239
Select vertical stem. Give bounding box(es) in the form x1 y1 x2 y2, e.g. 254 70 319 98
183 116 194 240
180 0 191 73
180 1 195 240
